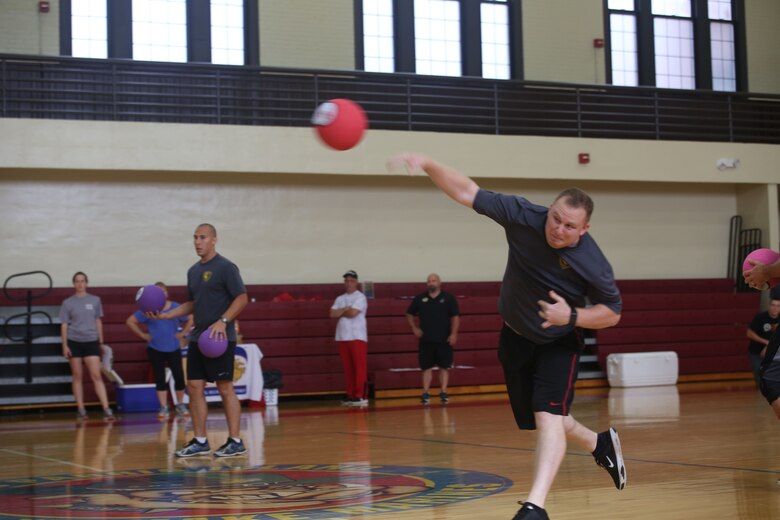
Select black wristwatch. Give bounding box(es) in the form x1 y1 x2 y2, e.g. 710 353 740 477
568 309 578 327
220 316 229 324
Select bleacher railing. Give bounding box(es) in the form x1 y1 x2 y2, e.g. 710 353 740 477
2 271 54 384
1 53 780 144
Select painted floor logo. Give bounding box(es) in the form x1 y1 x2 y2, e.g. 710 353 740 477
0 463 512 519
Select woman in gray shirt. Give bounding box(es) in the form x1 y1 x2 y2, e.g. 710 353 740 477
59 271 114 420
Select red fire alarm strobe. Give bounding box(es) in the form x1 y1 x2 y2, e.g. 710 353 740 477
39 1 50 13
593 38 605 49
578 153 590 164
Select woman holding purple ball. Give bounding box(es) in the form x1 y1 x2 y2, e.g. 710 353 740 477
126 282 192 419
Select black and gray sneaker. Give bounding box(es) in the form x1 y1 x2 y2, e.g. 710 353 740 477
594 427 626 490
439 391 449 404
103 407 116 422
175 438 211 458
214 438 247 457
421 392 430 405
512 502 550 520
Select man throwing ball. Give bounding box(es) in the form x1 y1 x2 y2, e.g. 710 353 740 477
389 153 625 520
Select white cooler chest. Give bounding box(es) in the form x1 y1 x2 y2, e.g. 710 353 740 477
606 351 679 387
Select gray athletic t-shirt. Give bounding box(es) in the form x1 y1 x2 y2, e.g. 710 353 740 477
473 189 622 344
187 254 246 341
59 293 103 342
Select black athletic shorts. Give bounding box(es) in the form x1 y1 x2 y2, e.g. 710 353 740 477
68 339 100 358
186 340 236 383
760 376 780 405
759 332 780 405
497 323 582 430
419 340 453 370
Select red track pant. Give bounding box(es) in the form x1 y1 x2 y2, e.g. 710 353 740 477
338 340 368 399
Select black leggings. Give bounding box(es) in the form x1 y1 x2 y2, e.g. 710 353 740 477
147 348 185 391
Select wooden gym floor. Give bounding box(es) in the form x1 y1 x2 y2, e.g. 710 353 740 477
0 381 777 520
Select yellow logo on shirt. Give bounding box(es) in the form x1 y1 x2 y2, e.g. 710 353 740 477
203 271 213 282
559 258 571 270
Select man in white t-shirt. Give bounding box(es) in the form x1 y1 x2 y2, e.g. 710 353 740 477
330 270 369 406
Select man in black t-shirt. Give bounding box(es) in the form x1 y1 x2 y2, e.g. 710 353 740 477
746 299 780 386
406 273 460 404
156 223 248 459
389 153 624 520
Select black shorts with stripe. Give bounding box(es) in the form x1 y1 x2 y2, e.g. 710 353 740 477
497 324 583 430
186 340 236 383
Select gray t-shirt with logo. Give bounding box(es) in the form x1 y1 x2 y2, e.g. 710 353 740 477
59 293 103 342
473 189 622 344
187 254 246 341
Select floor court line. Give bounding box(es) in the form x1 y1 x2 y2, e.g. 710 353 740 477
0 448 105 473
342 431 780 477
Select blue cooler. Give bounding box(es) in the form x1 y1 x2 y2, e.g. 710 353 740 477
115 383 159 412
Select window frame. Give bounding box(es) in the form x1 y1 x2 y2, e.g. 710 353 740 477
603 0 747 91
59 0 259 66
355 0 522 80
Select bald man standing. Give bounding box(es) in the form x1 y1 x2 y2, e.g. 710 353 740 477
405 273 460 404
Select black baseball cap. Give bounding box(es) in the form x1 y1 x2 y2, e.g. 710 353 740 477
343 270 358 279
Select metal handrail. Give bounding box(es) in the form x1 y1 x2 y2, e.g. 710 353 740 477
3 270 53 302
2 270 54 384
1 53 778 144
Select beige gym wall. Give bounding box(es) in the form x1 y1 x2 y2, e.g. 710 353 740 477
0 169 737 288
522 0 606 84
0 0 59 56
258 0 355 70
744 0 780 94
3 118 770 288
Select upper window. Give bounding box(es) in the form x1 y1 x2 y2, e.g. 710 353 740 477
132 0 188 63
363 0 395 73
608 0 638 87
708 0 736 91
361 0 514 79
415 0 461 76
71 0 108 59
211 0 245 65
606 0 741 91
481 1 510 79
652 0 695 89
69 1 247 64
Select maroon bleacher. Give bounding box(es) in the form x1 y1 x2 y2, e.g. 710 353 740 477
596 281 759 375
3 278 760 404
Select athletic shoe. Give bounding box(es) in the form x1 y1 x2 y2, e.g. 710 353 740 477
439 391 449 404
175 403 189 417
512 502 550 520
176 438 211 458
76 407 88 420
340 397 355 406
214 439 247 457
421 392 430 404
103 407 116 422
594 427 626 490
157 405 170 419
348 398 369 407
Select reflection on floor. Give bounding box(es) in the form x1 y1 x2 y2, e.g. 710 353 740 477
0 381 777 520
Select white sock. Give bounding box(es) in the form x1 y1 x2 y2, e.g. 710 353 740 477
196 437 207 444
